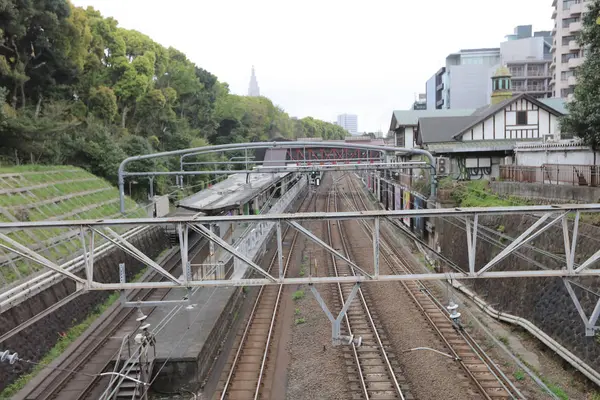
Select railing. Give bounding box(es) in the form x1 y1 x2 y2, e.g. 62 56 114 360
500 164 599 186
229 177 307 278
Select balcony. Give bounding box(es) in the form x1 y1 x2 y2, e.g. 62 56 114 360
568 56 584 68
526 86 549 93
570 2 583 14
569 40 580 51
436 83 444 91
569 21 583 33
552 7 557 18
568 75 578 86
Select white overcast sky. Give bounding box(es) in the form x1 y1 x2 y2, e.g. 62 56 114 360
71 0 553 133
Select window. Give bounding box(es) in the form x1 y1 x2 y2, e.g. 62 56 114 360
516 111 528 125
562 53 578 63
562 17 580 28
562 35 576 46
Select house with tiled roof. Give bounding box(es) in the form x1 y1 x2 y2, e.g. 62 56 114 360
408 67 563 179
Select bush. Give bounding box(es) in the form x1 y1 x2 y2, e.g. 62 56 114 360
292 290 305 301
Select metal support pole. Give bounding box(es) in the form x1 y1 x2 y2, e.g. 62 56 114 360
373 217 380 278
148 177 154 199
309 283 360 345
562 212 579 273
89 229 95 283
563 279 600 336
79 227 91 286
178 224 189 282
119 174 126 213
119 263 127 304
465 215 478 276
276 222 284 279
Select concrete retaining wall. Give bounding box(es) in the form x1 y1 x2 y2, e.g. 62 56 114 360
0 227 169 391
437 214 600 372
491 181 600 203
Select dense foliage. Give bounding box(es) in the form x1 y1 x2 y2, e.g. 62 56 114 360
0 1 347 193
560 0 600 163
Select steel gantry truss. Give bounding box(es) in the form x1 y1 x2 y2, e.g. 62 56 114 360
117 141 439 212
2 204 600 336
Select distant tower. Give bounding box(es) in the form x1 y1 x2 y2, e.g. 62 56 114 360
491 66 513 105
248 66 260 97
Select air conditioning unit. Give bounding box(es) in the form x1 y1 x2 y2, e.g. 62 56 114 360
436 157 450 176
543 134 555 143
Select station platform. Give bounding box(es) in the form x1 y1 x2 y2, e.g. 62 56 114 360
109 175 307 394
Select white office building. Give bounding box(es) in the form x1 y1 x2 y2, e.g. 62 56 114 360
337 114 358 135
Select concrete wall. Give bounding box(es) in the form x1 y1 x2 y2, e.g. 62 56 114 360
426 74 437 110
437 214 600 372
491 181 600 203
516 145 597 166
501 37 546 61
447 64 491 109
0 227 169 391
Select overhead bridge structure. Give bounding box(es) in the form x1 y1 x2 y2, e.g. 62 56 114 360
2 204 600 335
117 140 438 213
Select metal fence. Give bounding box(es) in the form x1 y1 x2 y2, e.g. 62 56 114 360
500 164 599 186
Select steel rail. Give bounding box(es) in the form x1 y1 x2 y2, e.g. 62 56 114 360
219 190 313 400
22 237 205 400
344 175 523 399
327 185 405 400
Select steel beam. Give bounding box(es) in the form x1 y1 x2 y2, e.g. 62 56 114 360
476 213 564 276
287 220 372 278
187 223 276 282
0 232 86 285
89 269 600 290
95 228 181 285
5 205 600 230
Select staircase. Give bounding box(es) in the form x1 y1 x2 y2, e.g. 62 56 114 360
112 359 154 400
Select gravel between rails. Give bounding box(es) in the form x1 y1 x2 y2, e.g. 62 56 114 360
286 188 348 400
341 215 472 400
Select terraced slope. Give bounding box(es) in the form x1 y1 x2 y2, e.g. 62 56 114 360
0 165 148 285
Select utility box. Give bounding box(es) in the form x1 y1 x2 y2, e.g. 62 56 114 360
152 195 170 217
436 157 450 176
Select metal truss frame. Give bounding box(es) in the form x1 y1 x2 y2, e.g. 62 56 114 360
3 205 600 336
118 141 438 212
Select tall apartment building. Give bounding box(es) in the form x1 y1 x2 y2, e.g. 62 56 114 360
426 25 553 110
336 114 358 135
500 32 553 99
551 0 590 99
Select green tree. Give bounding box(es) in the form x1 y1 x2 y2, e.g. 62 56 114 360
88 86 117 122
560 0 600 165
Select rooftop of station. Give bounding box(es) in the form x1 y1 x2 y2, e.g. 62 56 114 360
177 171 290 214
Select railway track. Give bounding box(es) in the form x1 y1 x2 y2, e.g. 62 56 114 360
325 180 409 400
22 235 208 400
340 173 523 400
216 188 315 400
